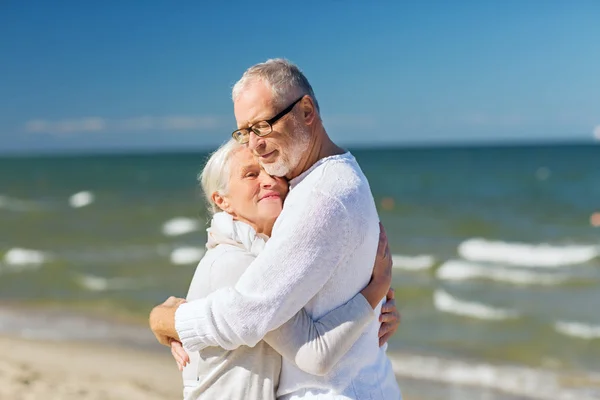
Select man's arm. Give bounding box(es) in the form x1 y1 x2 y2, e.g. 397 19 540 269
262 237 392 376
174 191 357 352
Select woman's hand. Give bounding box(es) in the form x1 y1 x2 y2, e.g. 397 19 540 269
378 288 400 347
170 339 190 371
361 222 393 308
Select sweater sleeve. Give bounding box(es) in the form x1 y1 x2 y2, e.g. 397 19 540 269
175 190 353 351
262 293 374 376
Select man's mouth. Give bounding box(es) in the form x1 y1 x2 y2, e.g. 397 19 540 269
259 150 276 160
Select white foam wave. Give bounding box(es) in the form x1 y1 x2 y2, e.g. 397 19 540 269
389 353 600 400
555 321 600 340
433 289 519 321
68 191 94 208
0 195 42 212
458 238 598 267
2 248 50 271
392 254 435 271
161 217 200 236
436 259 569 286
74 274 151 292
170 247 205 265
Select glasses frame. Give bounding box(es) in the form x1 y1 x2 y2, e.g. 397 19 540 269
231 95 305 144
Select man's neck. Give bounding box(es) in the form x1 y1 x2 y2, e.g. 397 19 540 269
287 127 345 180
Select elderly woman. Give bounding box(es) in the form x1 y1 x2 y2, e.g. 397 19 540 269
170 139 399 400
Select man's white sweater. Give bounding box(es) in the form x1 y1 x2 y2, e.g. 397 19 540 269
175 152 401 399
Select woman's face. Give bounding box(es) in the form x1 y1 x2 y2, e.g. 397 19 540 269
214 148 289 236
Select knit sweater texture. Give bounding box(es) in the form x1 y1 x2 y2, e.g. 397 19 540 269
176 152 402 399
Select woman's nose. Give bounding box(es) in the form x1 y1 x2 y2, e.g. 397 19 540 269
260 172 277 188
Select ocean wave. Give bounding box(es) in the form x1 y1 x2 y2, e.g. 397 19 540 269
392 254 435 271
433 289 520 321
68 190 94 208
555 321 600 340
161 217 200 236
389 353 600 400
74 273 153 292
436 259 570 286
0 306 156 346
458 238 598 267
170 246 205 265
1 248 51 272
59 244 172 264
0 195 43 212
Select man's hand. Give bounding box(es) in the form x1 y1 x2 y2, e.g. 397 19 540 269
378 288 401 347
149 296 186 347
360 222 393 308
373 222 392 287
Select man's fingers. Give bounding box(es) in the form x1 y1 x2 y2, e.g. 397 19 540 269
381 300 396 314
386 288 395 301
379 313 398 323
379 330 394 347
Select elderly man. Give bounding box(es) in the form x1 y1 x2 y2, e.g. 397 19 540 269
150 59 402 399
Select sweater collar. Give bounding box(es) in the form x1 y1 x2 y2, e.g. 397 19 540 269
288 151 353 190
206 212 268 256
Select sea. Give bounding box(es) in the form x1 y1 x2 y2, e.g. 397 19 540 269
1 143 599 399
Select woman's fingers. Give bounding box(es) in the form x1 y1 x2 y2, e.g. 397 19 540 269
170 340 189 371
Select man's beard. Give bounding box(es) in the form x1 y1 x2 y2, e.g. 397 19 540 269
261 120 311 178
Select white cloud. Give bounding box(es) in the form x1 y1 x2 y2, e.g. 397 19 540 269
24 115 221 135
594 125 600 140
25 117 106 135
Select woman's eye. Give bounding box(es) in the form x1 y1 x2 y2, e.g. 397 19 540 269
245 172 258 178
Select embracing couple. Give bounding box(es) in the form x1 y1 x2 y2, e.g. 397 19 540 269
149 59 403 400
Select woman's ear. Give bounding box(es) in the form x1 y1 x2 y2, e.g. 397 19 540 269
212 192 232 214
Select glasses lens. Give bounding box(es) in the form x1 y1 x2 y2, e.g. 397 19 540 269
233 129 249 143
252 121 272 137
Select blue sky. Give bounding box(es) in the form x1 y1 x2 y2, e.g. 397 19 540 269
1 0 599 155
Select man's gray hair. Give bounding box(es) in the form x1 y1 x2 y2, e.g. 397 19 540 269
232 58 320 113
198 138 243 215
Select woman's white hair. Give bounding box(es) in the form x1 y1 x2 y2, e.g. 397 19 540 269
198 138 243 215
232 58 320 113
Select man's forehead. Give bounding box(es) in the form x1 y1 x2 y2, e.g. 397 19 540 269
234 82 276 128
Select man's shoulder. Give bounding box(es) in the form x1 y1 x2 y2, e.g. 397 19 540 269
313 153 373 207
281 152 375 226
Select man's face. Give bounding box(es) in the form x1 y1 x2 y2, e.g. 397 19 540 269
233 80 311 178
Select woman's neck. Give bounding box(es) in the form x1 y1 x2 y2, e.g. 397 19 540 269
232 215 272 238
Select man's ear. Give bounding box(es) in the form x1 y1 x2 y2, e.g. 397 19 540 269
301 95 317 125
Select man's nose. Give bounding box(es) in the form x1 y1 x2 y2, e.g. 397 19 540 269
248 131 263 152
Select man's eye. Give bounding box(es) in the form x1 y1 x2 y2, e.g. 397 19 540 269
245 172 258 178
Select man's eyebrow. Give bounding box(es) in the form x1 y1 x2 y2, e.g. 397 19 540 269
241 109 275 129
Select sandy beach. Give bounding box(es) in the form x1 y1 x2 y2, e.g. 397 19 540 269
0 335 182 400
3 331 599 400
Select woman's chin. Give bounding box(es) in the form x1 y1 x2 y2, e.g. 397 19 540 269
258 204 283 221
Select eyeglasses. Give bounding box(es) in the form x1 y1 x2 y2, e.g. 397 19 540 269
231 96 304 144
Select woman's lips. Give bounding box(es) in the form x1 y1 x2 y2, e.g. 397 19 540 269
259 193 280 201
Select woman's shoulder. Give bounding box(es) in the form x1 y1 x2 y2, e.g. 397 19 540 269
194 244 257 291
